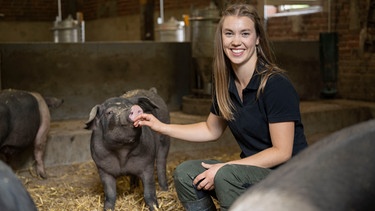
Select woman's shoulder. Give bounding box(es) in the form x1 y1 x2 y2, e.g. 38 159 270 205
264 72 297 96
267 72 292 86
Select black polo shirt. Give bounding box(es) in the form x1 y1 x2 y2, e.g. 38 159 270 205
211 67 308 159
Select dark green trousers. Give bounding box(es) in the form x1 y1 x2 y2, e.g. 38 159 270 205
174 160 271 211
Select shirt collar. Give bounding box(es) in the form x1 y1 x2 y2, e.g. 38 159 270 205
228 62 263 95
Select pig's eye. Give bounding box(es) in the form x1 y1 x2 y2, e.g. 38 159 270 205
106 111 113 115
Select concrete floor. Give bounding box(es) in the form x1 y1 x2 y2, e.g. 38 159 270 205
13 99 375 171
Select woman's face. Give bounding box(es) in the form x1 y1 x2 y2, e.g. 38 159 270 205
221 16 259 68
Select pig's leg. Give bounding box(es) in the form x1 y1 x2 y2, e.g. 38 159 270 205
129 174 140 189
30 92 50 179
140 166 158 211
98 169 117 211
156 135 170 190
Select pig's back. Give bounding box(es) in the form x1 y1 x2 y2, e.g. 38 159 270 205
0 89 40 147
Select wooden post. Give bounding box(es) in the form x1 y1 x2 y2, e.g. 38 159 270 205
140 0 155 40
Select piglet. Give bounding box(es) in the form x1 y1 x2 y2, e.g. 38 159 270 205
0 89 53 179
85 88 170 211
230 119 375 211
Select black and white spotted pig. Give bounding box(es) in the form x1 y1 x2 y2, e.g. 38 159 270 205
0 89 54 179
230 119 375 211
85 88 170 211
0 160 37 211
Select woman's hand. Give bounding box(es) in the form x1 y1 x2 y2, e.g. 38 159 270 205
194 162 226 191
133 113 165 134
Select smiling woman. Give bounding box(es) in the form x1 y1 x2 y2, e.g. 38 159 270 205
221 16 259 89
132 3 308 211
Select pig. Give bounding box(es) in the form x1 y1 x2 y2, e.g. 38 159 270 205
0 160 37 211
85 88 170 211
0 89 55 179
230 119 375 211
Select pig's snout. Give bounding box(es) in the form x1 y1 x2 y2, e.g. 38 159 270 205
129 105 143 122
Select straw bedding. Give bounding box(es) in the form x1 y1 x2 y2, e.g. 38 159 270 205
18 152 238 211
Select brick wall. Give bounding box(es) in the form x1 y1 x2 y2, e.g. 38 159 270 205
0 0 211 21
267 13 328 41
267 0 375 101
0 0 62 21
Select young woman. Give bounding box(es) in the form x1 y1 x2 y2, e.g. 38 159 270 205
134 3 308 211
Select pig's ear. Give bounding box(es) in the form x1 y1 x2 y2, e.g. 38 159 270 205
85 105 100 130
136 97 159 113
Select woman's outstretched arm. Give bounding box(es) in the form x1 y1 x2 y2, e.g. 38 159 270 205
133 112 227 142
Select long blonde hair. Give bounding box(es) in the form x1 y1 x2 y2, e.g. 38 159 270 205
213 3 284 120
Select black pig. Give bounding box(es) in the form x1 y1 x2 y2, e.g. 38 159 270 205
230 119 375 211
0 89 54 179
0 160 37 211
85 88 170 211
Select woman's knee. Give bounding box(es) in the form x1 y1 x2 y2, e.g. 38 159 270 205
214 165 245 197
214 164 237 184
174 160 202 181
174 160 220 180
215 164 271 186
214 165 272 210
173 160 215 203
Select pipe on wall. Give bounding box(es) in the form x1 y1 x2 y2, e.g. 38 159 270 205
159 0 164 23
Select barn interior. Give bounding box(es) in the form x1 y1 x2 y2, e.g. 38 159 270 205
0 0 375 210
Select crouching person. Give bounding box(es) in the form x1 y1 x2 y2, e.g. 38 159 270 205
133 3 308 210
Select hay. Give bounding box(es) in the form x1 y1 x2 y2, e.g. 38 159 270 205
18 152 238 211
